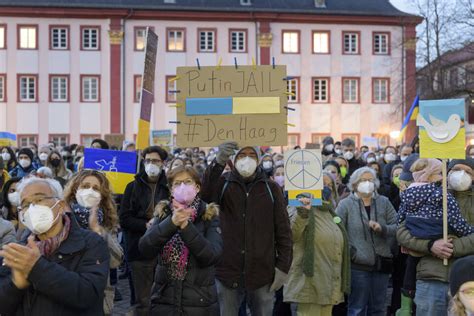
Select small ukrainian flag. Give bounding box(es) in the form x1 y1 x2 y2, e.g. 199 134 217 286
84 148 137 194
0 132 17 147
399 95 419 140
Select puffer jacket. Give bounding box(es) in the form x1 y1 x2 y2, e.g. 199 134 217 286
0 213 110 316
8 164 36 179
336 192 397 270
120 169 169 262
200 161 292 290
397 186 474 282
139 200 222 316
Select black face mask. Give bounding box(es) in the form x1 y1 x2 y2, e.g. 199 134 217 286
51 159 61 168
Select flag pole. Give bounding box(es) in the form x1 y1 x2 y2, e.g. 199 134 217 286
442 159 448 266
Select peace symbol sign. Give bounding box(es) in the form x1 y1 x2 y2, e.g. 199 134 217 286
285 150 322 190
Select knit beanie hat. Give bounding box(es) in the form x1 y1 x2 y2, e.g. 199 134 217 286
449 255 474 295
448 158 474 172
18 148 34 162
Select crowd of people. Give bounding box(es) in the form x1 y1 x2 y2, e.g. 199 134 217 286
0 136 473 316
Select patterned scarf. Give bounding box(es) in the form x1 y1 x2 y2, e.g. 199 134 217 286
35 214 71 258
70 203 104 230
161 197 201 280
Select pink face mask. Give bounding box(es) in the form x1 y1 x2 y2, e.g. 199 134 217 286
172 183 198 205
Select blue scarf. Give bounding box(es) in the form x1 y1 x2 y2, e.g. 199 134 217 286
70 203 104 230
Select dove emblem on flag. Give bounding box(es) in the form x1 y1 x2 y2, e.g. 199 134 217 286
416 113 462 144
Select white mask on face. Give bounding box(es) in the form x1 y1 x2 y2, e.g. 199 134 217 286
449 170 473 192
235 157 258 178
76 188 102 208
39 153 49 161
400 156 408 162
367 157 376 164
262 161 273 170
385 153 397 162
358 180 375 195
325 144 334 152
8 192 20 207
335 149 342 155
343 151 354 161
145 163 161 178
1 152 11 162
20 200 61 235
19 158 31 169
275 160 284 167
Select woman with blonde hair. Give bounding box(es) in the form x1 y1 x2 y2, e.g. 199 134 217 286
63 169 123 314
449 255 474 316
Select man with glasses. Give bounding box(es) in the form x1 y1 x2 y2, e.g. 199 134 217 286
0 177 109 315
120 146 169 316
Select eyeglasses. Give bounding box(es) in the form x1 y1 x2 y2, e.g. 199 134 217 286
460 288 474 297
18 196 57 212
144 159 162 165
172 179 195 187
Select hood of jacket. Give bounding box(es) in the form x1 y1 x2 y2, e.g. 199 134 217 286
154 199 219 222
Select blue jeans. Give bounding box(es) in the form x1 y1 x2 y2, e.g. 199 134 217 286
414 280 449 316
216 279 274 316
347 269 390 316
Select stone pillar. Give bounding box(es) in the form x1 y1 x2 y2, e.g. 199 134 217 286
108 18 123 134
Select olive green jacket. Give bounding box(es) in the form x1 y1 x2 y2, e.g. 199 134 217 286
396 188 474 283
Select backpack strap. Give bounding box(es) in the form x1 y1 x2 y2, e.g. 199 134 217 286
264 180 275 204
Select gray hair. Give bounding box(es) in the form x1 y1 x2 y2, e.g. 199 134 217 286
36 166 53 179
348 167 380 192
341 138 355 147
16 177 63 199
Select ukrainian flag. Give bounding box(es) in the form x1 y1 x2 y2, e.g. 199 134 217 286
399 95 419 140
0 132 17 147
84 148 137 194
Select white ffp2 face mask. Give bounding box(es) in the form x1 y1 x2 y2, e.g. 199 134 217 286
449 170 472 192
343 151 354 161
262 161 273 170
358 180 375 195
39 153 49 161
235 157 258 178
145 163 161 177
20 200 61 235
76 188 102 208
1 152 11 162
19 159 31 169
8 192 20 207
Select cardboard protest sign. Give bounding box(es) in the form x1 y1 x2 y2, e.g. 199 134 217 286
417 98 465 159
84 148 137 194
104 134 125 149
151 129 173 152
284 149 323 206
136 28 158 150
0 132 17 147
175 65 288 147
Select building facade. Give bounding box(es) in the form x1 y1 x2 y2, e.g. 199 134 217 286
417 43 474 143
0 0 422 148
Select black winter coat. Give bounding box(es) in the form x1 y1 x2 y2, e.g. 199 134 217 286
120 170 169 262
201 162 292 291
139 200 222 316
0 213 110 316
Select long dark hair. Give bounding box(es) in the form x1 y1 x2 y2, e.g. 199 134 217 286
2 177 21 220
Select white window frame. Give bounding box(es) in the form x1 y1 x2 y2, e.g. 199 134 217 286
19 26 37 49
18 136 37 147
374 33 389 55
230 30 246 53
19 76 36 102
51 76 68 102
51 27 68 50
313 31 329 53
283 31 299 53
82 76 99 102
373 78 389 103
313 78 329 103
287 78 298 103
343 78 359 103
50 135 68 147
199 30 215 52
0 26 5 49
82 27 99 50
343 32 359 54
167 29 185 51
